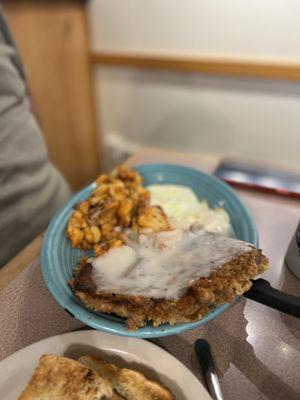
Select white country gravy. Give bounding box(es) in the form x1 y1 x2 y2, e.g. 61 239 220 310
90 230 252 300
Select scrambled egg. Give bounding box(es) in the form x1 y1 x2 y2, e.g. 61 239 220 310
147 184 230 235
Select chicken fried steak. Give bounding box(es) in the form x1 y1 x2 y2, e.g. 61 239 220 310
70 247 268 331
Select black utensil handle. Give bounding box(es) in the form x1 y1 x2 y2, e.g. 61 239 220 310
195 339 224 400
244 278 300 318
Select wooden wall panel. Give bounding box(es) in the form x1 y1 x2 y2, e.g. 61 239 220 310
3 0 100 189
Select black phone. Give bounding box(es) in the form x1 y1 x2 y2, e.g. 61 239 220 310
214 159 300 199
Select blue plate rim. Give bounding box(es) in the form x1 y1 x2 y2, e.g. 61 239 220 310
41 163 258 338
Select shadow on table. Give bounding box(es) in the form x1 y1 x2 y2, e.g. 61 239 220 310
279 263 300 344
155 297 299 400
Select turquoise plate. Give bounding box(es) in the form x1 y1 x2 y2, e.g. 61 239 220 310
41 164 258 338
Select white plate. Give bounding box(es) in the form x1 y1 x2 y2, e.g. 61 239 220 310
0 330 211 400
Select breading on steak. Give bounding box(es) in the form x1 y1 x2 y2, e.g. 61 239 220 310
70 248 268 331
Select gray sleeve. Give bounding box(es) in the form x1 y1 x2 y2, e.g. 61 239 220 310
0 12 71 267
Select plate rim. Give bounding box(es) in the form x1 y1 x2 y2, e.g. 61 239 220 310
41 163 259 338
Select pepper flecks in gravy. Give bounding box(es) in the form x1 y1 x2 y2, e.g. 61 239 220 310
90 229 252 300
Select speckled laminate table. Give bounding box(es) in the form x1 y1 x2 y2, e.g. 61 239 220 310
1 149 300 400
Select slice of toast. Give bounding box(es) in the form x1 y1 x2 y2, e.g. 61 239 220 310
18 354 114 400
79 355 175 400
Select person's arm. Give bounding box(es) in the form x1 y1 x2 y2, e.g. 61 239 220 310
0 9 71 267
